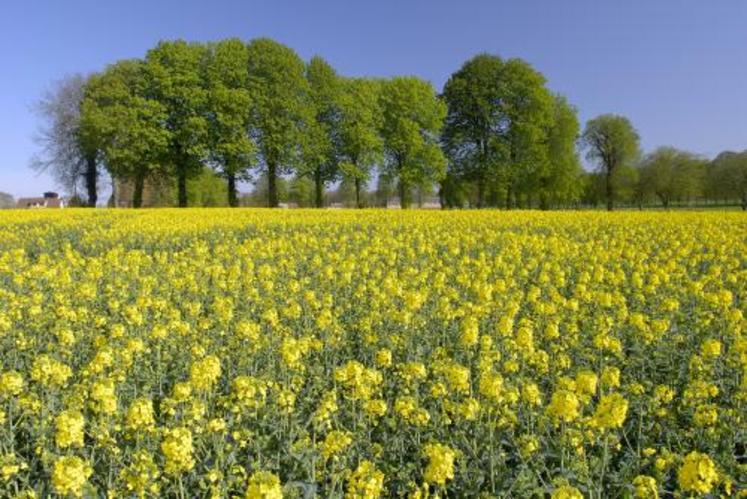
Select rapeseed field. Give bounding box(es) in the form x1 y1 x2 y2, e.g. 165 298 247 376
0 209 744 497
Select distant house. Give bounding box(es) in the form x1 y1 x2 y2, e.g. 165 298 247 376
16 192 66 209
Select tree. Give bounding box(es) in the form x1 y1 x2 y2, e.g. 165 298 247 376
80 60 170 208
709 150 747 209
205 39 255 207
441 55 554 208
0 192 14 209
246 171 289 207
581 114 640 211
538 95 583 209
144 40 210 207
246 38 310 207
380 77 446 208
299 56 342 207
338 78 384 208
287 175 316 207
638 147 706 208
31 74 101 206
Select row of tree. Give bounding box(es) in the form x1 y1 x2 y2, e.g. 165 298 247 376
32 38 747 210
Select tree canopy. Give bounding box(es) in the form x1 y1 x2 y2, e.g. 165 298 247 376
29 37 745 210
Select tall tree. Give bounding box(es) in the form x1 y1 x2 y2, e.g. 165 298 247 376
338 78 384 208
80 60 170 208
638 147 706 208
537 95 583 209
441 54 553 208
0 192 14 209
246 38 310 208
581 114 640 211
144 40 210 207
31 74 101 206
380 77 446 208
300 56 342 208
205 39 255 207
709 150 747 209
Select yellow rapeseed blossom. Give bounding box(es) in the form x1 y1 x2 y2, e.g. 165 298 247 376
632 475 658 498
52 456 92 497
245 470 283 499
423 443 456 486
590 393 629 430
55 410 85 448
0 209 743 496
161 427 195 474
678 451 718 495
546 390 580 423
346 460 385 498
551 485 583 499
0 371 24 397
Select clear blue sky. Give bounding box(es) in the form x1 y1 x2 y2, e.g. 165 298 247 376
1 0 746 198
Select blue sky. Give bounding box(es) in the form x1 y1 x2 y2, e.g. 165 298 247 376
1 0 746 198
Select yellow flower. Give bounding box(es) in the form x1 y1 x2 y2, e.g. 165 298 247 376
590 393 628 430
245 470 282 499
678 451 718 495
0 371 24 397
55 410 85 448
423 443 456 486
346 460 385 498
375 349 392 368
575 370 598 397
632 475 658 498
459 317 479 348
546 390 580 423
89 378 118 415
52 456 92 498
700 339 721 358
551 484 583 499
126 398 156 432
189 355 221 391
119 450 159 496
30 355 71 387
320 430 353 460
161 427 194 474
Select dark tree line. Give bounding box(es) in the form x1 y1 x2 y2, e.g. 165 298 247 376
31 39 747 210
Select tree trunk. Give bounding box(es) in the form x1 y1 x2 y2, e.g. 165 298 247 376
267 161 278 208
476 176 485 209
398 180 411 209
314 168 323 208
505 185 512 210
606 169 614 211
227 173 238 207
741 192 746 211
84 154 97 207
539 192 549 211
133 171 145 209
177 166 188 208
355 178 363 208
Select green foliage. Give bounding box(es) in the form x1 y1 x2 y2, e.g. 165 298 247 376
144 40 210 207
538 95 583 208
380 77 446 208
205 39 255 206
80 59 170 207
186 167 229 207
638 147 706 208
442 54 554 208
300 56 343 207
708 150 747 209
582 114 641 210
246 38 310 207
337 78 385 207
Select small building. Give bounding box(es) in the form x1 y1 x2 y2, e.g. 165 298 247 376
16 192 66 209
